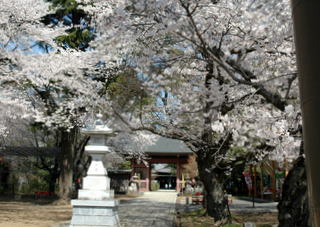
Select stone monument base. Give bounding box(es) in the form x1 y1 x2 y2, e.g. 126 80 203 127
70 200 120 227
78 189 114 200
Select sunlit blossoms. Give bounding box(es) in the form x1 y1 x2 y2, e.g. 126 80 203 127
0 125 7 138
0 0 301 163
108 131 158 157
89 0 300 164
0 0 304 221
0 0 111 130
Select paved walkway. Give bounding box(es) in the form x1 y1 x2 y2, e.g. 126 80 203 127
118 191 177 227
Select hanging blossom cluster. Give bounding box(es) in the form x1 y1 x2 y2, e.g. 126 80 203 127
1 47 108 129
88 0 300 164
219 102 302 163
0 117 8 138
0 126 7 138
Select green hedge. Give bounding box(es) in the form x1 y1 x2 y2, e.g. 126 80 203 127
151 181 160 191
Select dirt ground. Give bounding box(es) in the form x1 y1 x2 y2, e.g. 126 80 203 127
0 199 71 227
176 200 278 227
0 195 136 227
232 211 278 225
178 211 278 227
0 195 278 227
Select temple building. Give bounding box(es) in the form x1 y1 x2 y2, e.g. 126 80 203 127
130 136 194 192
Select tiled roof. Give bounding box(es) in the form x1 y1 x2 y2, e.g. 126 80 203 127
143 136 193 155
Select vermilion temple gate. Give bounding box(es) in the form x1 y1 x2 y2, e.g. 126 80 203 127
130 136 193 192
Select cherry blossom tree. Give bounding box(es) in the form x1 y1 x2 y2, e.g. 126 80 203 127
88 0 300 222
0 0 108 200
0 0 152 200
0 1 306 223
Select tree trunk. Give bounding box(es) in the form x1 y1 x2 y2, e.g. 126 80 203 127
73 135 90 184
48 175 57 193
57 128 77 200
197 153 231 223
278 156 309 226
48 158 59 193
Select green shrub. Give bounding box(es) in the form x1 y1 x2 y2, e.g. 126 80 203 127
151 181 160 191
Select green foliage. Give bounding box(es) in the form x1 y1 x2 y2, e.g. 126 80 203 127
19 176 48 194
119 160 131 170
1 156 57 195
151 181 160 191
108 70 152 112
166 47 184 56
42 0 94 50
226 146 248 161
178 207 275 227
182 208 206 216
55 27 93 50
46 0 79 12
178 208 215 226
6 173 48 195
108 70 141 99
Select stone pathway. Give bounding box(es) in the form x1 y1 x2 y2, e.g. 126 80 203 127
118 191 177 227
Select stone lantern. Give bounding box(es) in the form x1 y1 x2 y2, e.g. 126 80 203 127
70 114 120 227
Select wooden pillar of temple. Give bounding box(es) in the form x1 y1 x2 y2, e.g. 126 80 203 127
147 162 152 191
130 158 136 178
176 155 181 192
271 161 277 201
260 163 264 199
253 165 257 207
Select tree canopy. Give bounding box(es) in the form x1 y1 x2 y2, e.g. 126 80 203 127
0 0 303 222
